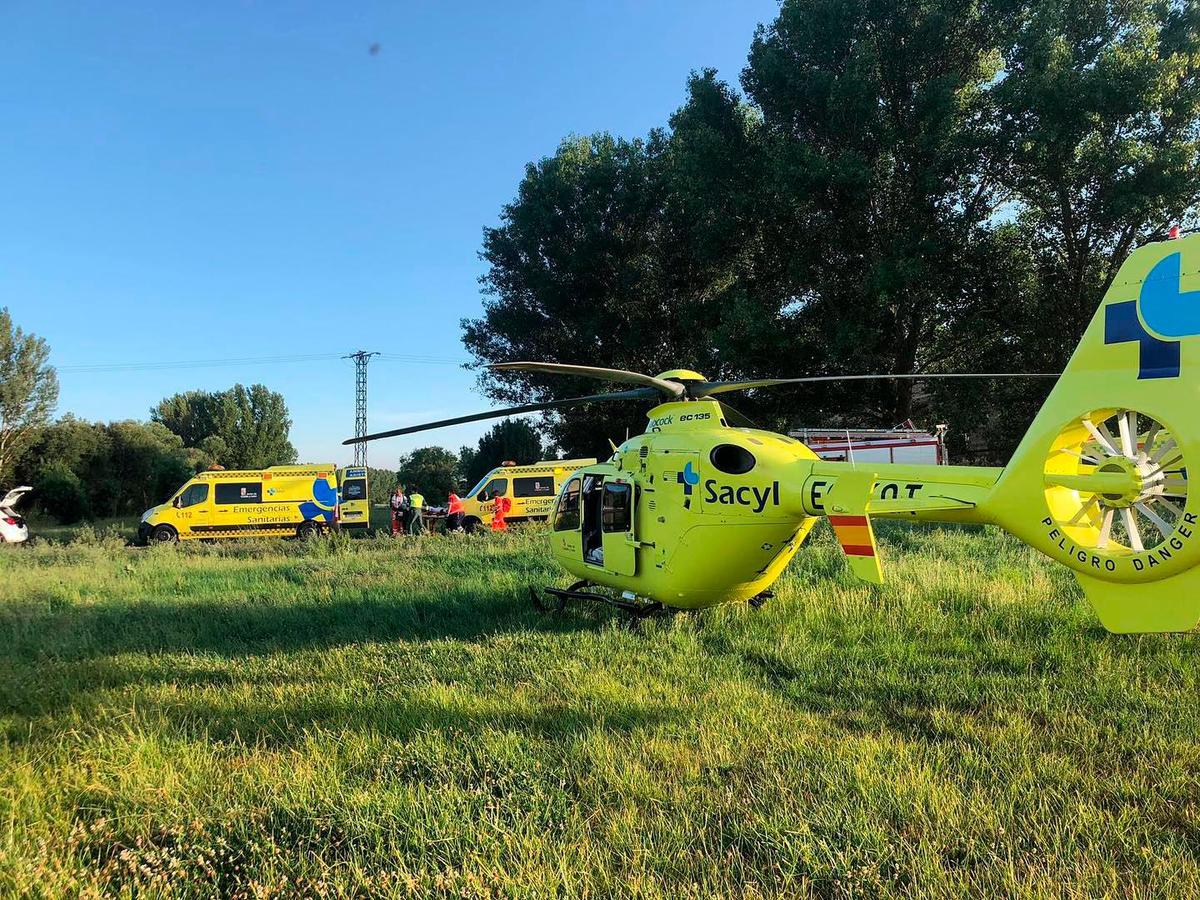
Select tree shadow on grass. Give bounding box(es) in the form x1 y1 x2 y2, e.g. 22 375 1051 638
0 583 609 720
692 616 1139 749
3 582 593 662
0 586 674 749
155 693 674 752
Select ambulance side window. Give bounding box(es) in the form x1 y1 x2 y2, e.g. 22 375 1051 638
215 482 262 504
554 477 582 531
513 476 554 498
601 483 633 532
178 484 209 508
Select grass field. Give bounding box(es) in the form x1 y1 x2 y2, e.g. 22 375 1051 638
1 522 1198 898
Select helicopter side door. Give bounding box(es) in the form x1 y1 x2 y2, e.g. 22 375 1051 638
599 477 637 576
551 475 583 559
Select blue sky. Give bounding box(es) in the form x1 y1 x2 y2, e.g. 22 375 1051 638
3 0 779 466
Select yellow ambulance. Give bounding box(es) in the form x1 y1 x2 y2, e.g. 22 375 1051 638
138 464 369 543
459 458 596 531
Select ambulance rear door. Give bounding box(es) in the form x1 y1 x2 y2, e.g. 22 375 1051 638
338 467 370 529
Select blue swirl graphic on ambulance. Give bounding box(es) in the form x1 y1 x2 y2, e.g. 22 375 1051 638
299 477 339 523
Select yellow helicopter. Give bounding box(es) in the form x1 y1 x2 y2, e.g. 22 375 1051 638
351 234 1200 633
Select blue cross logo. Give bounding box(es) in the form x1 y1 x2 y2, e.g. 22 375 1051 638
676 461 700 495
1105 252 1199 380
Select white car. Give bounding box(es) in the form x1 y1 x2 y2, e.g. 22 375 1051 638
0 486 31 544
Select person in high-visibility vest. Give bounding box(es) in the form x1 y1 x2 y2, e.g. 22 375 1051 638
408 490 426 535
490 490 511 532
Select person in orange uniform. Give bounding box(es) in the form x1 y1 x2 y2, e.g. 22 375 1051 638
490 489 511 532
446 491 465 532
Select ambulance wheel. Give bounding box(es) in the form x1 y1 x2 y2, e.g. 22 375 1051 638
463 517 481 534
151 525 178 544
297 521 321 541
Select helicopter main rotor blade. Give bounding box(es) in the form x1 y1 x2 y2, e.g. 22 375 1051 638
343 387 660 444
490 362 685 398
693 372 1059 396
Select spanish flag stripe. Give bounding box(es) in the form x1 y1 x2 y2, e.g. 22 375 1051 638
828 515 868 527
843 544 876 557
832 524 872 545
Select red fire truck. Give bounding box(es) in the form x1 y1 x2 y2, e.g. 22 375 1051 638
789 421 949 465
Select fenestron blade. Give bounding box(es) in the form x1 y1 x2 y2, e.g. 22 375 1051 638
1118 410 1136 458
1122 508 1145 552
1083 418 1120 457
692 372 1058 397
490 362 685 398
343 387 660 444
1136 502 1174 540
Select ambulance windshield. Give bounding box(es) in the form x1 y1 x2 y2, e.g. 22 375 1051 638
465 473 492 498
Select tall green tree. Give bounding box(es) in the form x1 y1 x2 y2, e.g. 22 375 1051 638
101 421 195 515
0 308 58 483
463 132 716 457
14 417 203 521
150 390 214 449
929 0 1200 460
742 0 1009 424
464 420 546 485
462 0 1200 461
367 467 398 507
152 383 297 469
458 445 479 486
992 0 1200 361
396 446 461 501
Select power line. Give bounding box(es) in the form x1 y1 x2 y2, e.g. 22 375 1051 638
56 351 466 374
58 352 343 373
376 353 466 366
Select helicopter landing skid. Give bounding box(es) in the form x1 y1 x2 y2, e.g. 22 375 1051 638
748 591 775 609
531 581 663 617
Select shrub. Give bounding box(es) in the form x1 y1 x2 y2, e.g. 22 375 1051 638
32 462 89 524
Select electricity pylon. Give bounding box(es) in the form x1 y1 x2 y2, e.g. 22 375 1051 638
344 351 379 467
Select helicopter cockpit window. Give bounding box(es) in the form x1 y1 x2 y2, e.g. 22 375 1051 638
601 482 633 533
710 443 757 475
553 477 582 531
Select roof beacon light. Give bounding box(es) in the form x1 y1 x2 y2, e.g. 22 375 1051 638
1169 225 1182 240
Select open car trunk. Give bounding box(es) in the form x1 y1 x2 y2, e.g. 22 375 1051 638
0 486 32 510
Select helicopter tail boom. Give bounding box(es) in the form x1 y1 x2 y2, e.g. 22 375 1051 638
795 234 1200 631
798 460 1000 584
980 234 1200 631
